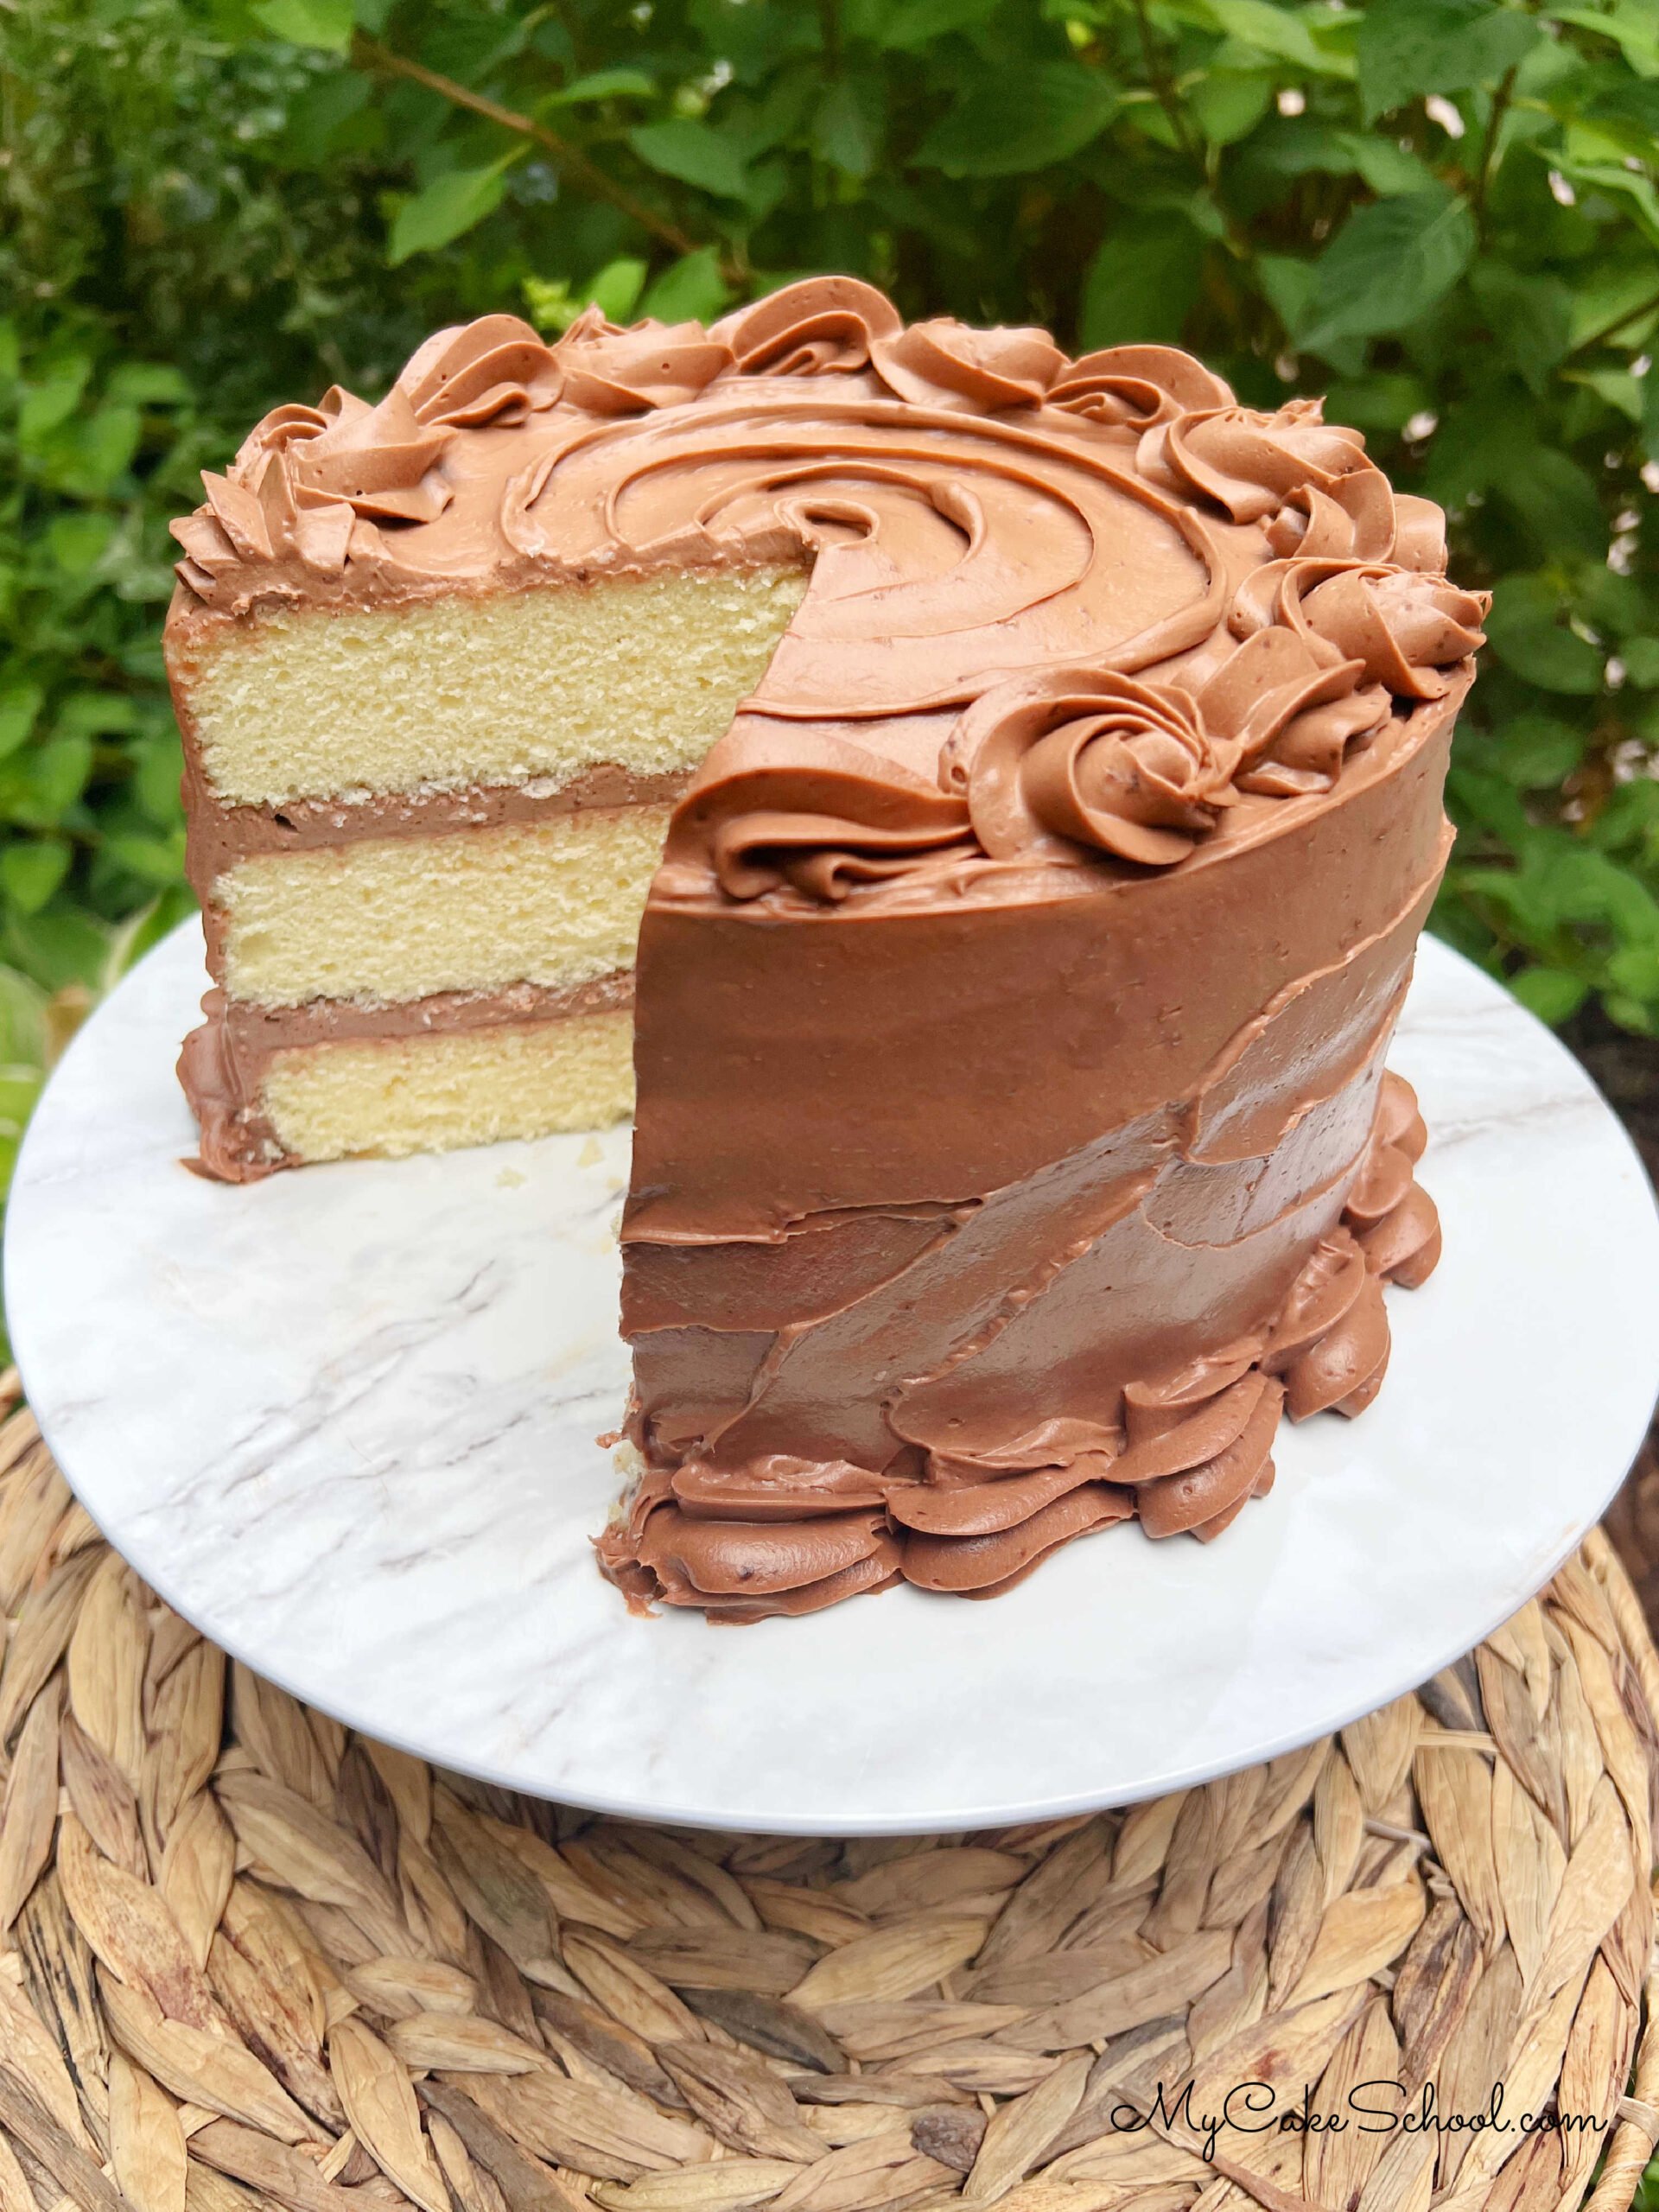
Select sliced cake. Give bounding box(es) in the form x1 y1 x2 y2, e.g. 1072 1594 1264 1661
168 282 1485 1611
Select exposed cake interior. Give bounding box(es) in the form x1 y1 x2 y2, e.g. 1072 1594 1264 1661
175 566 806 1173
260 1009 634 1164
182 568 809 804
218 810 677 1007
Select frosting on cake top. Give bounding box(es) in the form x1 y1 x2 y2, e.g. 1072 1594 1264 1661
169 277 1485 891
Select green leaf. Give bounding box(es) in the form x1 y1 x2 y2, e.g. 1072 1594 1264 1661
1245 118 1436 193
813 78 880 177
1509 965 1590 1023
1470 264 1573 392
870 0 1001 46
1623 635 1659 687
1495 446 1607 558
1192 0 1357 79
1564 366 1644 422
387 163 509 265
18 360 92 444
250 0 353 54
1188 71 1274 146
629 118 750 198
547 67 656 105
640 248 733 324
284 73 377 164
588 257 649 323
1446 760 1532 842
45 514 114 575
2 842 71 918
101 832 188 887
54 691 147 740
521 277 577 334
1357 0 1541 120
25 734 93 815
0 966 46 1073
3 906 109 996
1080 213 1208 347
914 63 1120 176
1325 372 1434 431
130 734 185 829
55 402 143 496
1588 75 1659 136
1567 245 1659 352
1555 4 1659 78
1553 155 1659 249
1491 714 1586 787
1346 135 1440 194
105 364 192 408
1299 188 1477 351
1484 575 1606 693
0 689 44 763
1257 251 1318 338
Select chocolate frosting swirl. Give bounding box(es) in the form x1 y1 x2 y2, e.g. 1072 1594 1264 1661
942 669 1240 868
399 315 563 426
868 319 1066 411
1231 558 1488 705
1047 344 1232 425
555 308 733 415
664 728 974 902
710 277 902 376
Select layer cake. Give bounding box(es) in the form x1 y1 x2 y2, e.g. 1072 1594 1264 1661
167 281 1486 1615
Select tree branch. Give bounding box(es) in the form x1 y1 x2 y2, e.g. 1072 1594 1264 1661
1471 63 1517 230
1129 0 1201 165
351 34 737 279
1563 285 1659 362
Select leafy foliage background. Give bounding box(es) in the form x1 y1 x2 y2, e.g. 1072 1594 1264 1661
3 0 1659 1235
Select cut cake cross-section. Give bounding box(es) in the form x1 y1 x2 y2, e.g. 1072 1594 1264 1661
172 524 804 1173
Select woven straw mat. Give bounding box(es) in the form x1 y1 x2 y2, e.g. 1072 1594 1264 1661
0 1377 1657 2212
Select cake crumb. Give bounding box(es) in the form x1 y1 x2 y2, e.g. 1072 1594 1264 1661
495 1166 526 1188
577 1136 602 1167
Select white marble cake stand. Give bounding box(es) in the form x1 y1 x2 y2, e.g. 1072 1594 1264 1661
6 919 1659 1835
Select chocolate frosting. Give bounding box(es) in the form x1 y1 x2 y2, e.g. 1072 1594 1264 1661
599 1071 1440 1620
165 283 1484 1613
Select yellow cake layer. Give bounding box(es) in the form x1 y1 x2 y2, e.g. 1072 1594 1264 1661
219 808 672 1007
182 568 808 806
262 1011 634 1162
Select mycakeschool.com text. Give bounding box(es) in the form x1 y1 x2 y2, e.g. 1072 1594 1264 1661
1116 2081 1607 2163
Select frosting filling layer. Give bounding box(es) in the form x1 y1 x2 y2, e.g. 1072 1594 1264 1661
185 764 692 883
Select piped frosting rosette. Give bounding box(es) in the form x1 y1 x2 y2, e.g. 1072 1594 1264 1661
171 315 567 597
602 1072 1442 1619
